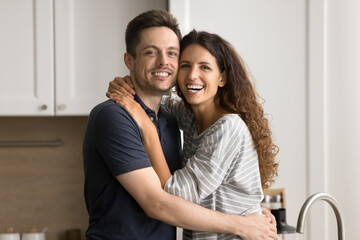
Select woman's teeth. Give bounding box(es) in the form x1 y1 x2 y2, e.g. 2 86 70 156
187 85 204 91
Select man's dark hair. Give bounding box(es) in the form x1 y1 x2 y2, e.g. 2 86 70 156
125 9 182 58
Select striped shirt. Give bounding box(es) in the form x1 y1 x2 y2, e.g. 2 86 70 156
163 99 264 240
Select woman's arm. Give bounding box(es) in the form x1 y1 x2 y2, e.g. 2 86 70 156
118 95 172 188
116 167 278 240
107 76 191 130
106 76 174 187
106 76 135 99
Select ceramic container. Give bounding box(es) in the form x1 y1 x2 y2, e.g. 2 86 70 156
21 233 45 240
0 233 20 240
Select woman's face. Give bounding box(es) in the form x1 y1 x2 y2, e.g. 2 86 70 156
177 44 225 109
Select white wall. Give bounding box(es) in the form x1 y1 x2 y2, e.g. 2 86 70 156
326 0 360 239
307 0 360 239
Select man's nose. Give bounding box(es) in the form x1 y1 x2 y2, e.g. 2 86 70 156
157 52 168 66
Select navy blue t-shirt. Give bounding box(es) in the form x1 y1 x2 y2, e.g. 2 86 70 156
83 96 182 240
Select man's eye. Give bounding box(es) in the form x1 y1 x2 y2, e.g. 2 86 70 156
146 51 156 55
169 51 178 57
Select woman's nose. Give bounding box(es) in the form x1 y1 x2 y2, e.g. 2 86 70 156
188 67 198 80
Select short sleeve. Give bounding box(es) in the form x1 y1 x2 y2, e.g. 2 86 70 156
93 103 151 176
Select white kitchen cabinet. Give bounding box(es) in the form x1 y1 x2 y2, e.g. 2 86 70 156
0 0 54 115
0 0 166 116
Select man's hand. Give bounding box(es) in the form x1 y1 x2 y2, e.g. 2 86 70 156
238 212 278 240
261 207 277 229
106 76 135 99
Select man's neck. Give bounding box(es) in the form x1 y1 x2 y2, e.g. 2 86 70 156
136 91 162 116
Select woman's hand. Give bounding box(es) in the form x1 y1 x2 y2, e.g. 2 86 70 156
116 95 152 131
106 76 148 128
106 76 135 100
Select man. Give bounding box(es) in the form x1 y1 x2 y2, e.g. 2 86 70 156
83 9 277 240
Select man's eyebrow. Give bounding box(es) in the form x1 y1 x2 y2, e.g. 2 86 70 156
142 45 158 51
142 45 179 51
168 46 180 51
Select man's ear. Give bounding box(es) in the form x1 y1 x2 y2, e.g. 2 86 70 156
124 52 134 71
219 71 227 87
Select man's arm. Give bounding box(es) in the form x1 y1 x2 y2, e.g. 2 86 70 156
117 167 278 240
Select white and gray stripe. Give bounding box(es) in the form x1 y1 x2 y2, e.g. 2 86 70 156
162 99 263 240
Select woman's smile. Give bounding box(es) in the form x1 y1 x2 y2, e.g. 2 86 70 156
178 44 224 108
186 84 204 93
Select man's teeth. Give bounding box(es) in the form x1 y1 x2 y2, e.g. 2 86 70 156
154 72 169 77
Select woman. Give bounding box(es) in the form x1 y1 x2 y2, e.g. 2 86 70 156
110 30 279 239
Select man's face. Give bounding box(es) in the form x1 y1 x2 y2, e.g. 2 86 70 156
130 27 180 96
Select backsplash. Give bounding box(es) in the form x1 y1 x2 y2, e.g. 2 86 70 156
0 117 89 240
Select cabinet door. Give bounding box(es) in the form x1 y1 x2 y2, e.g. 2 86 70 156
0 0 54 115
54 0 167 115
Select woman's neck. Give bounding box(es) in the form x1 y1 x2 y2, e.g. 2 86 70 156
191 103 227 134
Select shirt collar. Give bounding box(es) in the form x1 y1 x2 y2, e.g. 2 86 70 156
134 94 164 122
134 94 150 112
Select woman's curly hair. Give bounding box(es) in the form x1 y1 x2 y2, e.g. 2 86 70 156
177 30 279 189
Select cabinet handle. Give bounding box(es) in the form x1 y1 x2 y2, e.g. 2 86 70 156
58 104 66 110
40 104 48 110
0 140 62 147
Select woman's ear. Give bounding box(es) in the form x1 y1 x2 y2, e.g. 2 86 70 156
124 52 134 72
218 71 227 87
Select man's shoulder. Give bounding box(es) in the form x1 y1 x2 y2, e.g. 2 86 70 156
91 99 121 113
85 99 142 145
87 100 134 128
89 100 127 119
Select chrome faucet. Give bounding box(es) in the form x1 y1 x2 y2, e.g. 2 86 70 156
296 192 345 240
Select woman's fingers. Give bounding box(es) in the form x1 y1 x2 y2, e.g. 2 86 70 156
116 76 135 95
107 76 135 98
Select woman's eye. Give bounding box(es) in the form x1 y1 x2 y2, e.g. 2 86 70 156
201 65 211 70
180 64 190 69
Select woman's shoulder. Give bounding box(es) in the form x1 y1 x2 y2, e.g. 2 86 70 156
215 113 246 129
203 113 249 140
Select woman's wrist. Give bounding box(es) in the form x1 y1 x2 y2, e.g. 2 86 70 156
140 118 157 135
225 214 245 236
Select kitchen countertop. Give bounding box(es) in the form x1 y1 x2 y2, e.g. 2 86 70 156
279 233 305 240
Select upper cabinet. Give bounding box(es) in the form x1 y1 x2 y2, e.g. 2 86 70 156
0 0 167 116
0 0 54 115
